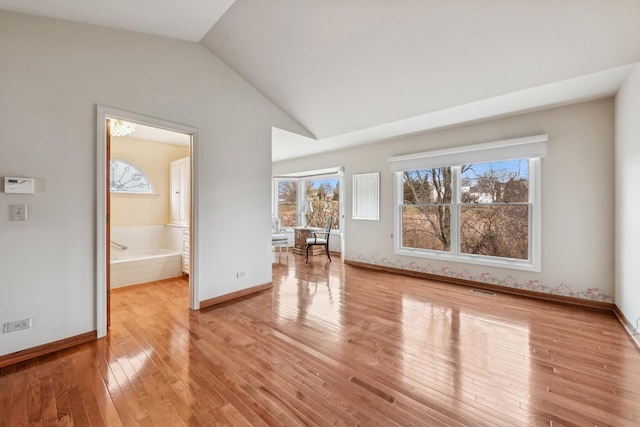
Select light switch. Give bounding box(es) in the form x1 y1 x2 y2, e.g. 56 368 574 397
10 204 28 221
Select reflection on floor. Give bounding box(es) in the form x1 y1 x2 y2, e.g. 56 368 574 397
2 254 639 426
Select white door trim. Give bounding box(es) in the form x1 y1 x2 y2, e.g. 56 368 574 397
96 105 200 338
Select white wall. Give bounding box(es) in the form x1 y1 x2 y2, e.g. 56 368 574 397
274 99 615 302
0 11 307 356
615 64 640 340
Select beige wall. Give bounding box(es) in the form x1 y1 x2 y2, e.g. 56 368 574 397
110 137 189 227
274 99 615 302
615 64 640 339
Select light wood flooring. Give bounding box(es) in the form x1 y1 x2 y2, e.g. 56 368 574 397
1 253 639 426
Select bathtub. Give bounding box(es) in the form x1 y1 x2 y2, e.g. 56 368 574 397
110 249 182 288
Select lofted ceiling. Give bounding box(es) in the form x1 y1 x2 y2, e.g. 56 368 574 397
2 1 640 161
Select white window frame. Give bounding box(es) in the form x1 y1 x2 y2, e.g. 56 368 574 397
273 168 344 233
390 135 545 272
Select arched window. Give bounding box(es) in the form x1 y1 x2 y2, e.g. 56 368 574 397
110 158 153 194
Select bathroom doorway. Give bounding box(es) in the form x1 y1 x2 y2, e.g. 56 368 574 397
96 106 199 337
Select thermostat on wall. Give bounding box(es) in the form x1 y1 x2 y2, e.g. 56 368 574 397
4 177 35 194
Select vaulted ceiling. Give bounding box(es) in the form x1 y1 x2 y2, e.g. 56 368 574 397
2 0 640 161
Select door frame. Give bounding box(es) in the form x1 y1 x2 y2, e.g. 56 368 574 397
96 105 199 338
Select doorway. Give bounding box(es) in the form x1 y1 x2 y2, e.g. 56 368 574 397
96 106 199 338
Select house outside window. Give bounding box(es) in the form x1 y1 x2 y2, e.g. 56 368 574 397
391 135 546 272
460 160 530 260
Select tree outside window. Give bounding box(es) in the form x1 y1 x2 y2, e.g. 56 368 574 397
402 168 452 251
277 181 297 227
460 160 529 260
305 178 340 229
400 159 531 262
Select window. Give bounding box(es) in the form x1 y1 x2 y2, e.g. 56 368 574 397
390 135 546 271
402 168 452 251
110 158 153 194
277 181 297 227
460 160 529 260
305 178 340 229
273 168 343 231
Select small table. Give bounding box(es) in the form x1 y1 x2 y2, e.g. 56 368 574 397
292 227 326 256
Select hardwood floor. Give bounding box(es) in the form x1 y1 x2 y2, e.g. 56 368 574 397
2 254 639 426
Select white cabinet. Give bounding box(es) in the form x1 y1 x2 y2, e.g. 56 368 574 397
170 157 190 226
182 228 190 274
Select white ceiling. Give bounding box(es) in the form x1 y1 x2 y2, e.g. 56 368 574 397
2 1 640 160
127 123 191 147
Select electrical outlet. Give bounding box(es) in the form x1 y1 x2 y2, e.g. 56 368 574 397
10 204 28 221
4 318 32 333
236 271 245 279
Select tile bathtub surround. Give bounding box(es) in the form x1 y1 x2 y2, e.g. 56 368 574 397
111 252 182 288
111 225 176 252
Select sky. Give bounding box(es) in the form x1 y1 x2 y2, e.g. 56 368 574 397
461 159 528 181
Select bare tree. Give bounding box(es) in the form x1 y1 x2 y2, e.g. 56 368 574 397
460 163 529 259
402 163 529 259
306 180 340 229
278 181 297 203
277 181 297 227
402 168 452 250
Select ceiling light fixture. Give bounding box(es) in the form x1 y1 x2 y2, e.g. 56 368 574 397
110 119 137 138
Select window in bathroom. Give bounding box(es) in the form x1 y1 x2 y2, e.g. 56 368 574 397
110 158 153 193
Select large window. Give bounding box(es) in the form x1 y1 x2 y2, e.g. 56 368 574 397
391 135 545 271
273 169 343 231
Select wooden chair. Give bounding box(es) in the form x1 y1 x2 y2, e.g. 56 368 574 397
305 216 333 263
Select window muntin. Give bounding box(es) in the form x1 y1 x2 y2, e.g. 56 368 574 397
401 168 452 251
110 158 153 194
395 158 539 271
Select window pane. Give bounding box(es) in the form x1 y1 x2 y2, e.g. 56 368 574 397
460 205 529 259
305 178 340 229
277 181 297 227
110 158 153 193
401 205 451 251
403 168 452 204
461 160 528 203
